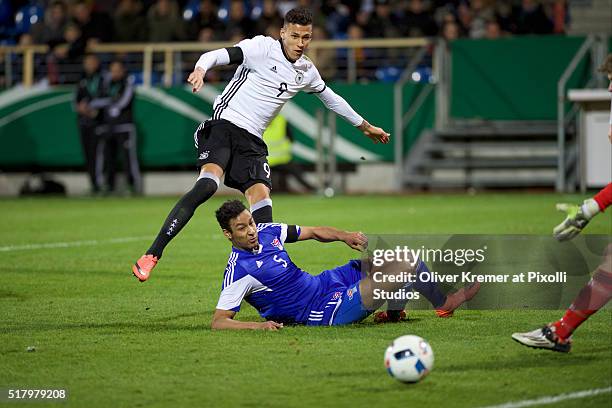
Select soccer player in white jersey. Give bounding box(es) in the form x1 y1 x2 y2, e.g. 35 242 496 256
211 200 480 329
132 7 390 281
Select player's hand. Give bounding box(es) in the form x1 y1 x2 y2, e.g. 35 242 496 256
187 67 206 93
553 203 591 241
259 321 283 331
343 231 368 251
76 101 89 115
359 120 390 144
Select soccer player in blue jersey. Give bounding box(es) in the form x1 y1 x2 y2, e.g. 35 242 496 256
211 200 479 330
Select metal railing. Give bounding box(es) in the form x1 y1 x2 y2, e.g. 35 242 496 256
556 34 607 192
393 44 436 190
0 38 430 87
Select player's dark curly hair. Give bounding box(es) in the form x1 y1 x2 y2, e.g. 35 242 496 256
284 7 313 26
216 200 247 231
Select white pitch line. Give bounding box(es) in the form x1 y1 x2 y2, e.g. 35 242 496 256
0 236 152 252
479 386 612 408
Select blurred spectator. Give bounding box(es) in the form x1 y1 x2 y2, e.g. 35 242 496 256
146 0 186 42
353 9 370 33
113 0 147 42
18 32 33 46
346 23 372 80
459 0 496 39
484 18 508 39
30 0 68 47
399 0 438 37
195 28 224 83
72 0 114 45
49 23 87 83
366 0 401 38
228 27 246 44
441 20 461 41
513 0 553 34
551 0 567 34
322 1 351 37
264 24 280 39
75 53 105 193
188 0 223 40
197 27 218 43
276 1 299 17
494 1 515 33
311 26 336 80
93 0 124 15
99 60 142 194
224 0 255 39
255 0 283 36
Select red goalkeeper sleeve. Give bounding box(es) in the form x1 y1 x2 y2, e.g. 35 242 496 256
593 183 612 212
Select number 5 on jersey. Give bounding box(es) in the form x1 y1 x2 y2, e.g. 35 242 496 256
273 255 287 268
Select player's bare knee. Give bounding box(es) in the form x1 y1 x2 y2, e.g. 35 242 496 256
200 163 224 178
245 183 271 205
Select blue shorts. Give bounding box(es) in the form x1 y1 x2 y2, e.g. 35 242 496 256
305 260 374 326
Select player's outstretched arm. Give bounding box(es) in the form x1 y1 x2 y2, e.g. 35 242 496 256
358 119 390 144
314 87 390 144
298 226 367 251
211 309 283 331
188 47 244 93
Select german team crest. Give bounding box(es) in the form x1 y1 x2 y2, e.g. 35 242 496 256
295 72 304 84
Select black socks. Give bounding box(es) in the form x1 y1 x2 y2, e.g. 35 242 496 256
251 198 273 224
147 176 218 258
387 260 447 310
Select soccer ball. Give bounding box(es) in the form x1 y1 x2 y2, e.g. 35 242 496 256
384 335 434 383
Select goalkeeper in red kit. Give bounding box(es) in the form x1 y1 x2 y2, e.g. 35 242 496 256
512 55 612 353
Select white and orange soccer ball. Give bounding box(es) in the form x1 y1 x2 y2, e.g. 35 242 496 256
384 335 434 383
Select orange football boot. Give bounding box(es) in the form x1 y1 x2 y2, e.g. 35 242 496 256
435 282 481 317
132 254 158 282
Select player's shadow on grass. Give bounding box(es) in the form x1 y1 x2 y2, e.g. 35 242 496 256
5 321 214 332
152 312 209 322
0 290 27 301
3 311 219 333
4 266 197 281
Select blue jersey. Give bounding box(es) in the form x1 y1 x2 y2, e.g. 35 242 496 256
216 223 322 324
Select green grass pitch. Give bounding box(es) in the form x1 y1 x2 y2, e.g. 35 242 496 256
1 193 610 407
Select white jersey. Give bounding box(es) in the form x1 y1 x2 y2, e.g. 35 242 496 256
211 36 332 138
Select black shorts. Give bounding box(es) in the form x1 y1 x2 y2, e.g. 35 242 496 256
194 119 272 192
